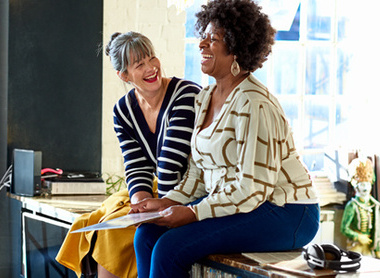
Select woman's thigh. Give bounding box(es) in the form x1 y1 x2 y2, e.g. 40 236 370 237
153 202 320 263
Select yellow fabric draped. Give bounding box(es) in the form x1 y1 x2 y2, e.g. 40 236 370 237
56 188 137 278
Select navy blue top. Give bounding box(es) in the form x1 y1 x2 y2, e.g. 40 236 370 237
113 77 201 198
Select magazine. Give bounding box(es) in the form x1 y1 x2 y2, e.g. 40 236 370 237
71 212 163 233
242 251 337 277
242 251 380 277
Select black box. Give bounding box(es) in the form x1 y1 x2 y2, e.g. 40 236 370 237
12 149 42 196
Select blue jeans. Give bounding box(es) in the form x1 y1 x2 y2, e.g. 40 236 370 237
134 201 320 278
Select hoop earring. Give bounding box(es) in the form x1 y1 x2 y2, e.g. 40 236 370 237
231 56 240 77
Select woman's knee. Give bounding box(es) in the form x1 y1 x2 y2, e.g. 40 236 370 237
152 232 177 259
134 224 168 252
150 232 192 277
134 224 152 252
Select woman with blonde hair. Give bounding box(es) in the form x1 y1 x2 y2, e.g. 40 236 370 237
56 31 201 278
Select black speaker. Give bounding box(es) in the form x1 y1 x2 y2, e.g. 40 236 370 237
303 243 361 272
12 149 42 196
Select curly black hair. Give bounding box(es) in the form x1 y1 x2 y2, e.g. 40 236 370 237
195 0 276 72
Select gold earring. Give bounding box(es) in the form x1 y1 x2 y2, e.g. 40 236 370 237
231 56 240 77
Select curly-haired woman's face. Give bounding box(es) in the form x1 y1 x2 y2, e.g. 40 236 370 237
199 22 234 79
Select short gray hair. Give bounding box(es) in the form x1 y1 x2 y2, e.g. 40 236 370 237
105 31 155 74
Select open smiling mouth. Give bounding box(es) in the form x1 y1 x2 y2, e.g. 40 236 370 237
144 70 158 83
201 54 213 64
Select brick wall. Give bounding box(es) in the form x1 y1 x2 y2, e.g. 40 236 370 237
102 0 187 176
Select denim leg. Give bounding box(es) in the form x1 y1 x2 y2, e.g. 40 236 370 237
293 203 320 248
134 223 169 278
133 197 206 278
138 202 320 278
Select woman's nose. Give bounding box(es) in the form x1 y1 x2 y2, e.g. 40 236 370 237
199 36 209 49
147 62 156 71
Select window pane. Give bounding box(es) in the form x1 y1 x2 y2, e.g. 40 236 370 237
185 0 206 38
304 98 329 149
337 0 350 42
273 45 301 95
275 5 300 41
306 46 331 95
253 62 268 86
185 43 202 85
281 99 299 127
334 98 351 147
307 0 333 41
336 47 352 96
279 99 300 145
301 153 325 171
258 0 300 40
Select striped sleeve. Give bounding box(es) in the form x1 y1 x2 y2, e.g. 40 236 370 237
156 81 201 196
113 96 155 197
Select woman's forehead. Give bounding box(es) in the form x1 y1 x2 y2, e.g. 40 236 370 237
205 22 224 36
129 51 149 65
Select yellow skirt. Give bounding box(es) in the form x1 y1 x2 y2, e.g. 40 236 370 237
56 188 137 278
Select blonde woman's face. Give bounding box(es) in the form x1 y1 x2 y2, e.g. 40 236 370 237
123 55 162 94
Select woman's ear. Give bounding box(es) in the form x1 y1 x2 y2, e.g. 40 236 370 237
117 71 129 82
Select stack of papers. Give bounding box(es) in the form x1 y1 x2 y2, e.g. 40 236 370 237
71 212 163 233
242 251 380 277
242 251 337 277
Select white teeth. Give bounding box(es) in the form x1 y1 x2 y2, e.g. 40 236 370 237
145 71 157 79
202 54 213 58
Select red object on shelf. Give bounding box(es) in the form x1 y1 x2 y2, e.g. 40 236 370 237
41 168 63 175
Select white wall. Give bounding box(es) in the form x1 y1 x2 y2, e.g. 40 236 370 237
102 0 187 176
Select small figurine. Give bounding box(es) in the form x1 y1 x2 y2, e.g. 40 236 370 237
340 157 380 258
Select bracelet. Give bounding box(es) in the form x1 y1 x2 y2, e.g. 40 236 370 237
187 205 198 220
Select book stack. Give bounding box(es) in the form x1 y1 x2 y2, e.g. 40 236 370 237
42 172 106 195
310 172 347 207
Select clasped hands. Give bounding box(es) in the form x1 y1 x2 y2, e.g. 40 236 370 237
130 198 197 228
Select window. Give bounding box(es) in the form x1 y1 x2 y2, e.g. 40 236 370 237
184 0 376 173
184 0 211 86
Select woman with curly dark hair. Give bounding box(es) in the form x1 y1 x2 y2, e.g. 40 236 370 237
132 1 320 277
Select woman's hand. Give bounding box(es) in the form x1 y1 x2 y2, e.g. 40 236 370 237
154 205 197 228
130 197 179 213
130 191 153 205
131 198 198 228
128 192 154 214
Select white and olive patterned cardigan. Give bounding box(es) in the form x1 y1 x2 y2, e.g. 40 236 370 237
165 74 318 221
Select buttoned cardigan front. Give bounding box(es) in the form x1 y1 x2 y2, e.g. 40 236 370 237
165 74 318 221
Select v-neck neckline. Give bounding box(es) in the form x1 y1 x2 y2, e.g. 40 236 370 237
197 84 236 134
197 75 250 135
131 77 175 137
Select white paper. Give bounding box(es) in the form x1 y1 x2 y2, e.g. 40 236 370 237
71 212 163 233
242 251 303 266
